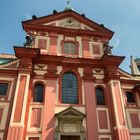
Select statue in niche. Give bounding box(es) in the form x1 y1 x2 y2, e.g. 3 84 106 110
103 41 113 55
24 33 35 47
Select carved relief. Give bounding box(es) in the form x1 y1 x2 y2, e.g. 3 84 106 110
58 18 82 29
34 64 47 70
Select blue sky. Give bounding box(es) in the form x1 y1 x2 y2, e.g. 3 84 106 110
0 0 140 73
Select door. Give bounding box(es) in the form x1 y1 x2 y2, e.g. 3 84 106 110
61 135 80 140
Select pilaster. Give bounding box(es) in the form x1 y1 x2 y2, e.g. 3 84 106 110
83 67 98 140
41 64 58 140
105 65 131 140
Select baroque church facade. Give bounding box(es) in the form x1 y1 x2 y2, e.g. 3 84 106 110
0 9 140 140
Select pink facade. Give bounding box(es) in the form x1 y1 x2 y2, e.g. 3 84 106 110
0 10 140 140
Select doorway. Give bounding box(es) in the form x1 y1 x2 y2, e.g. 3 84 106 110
61 135 80 140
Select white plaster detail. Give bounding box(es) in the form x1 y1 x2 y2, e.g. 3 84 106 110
55 106 85 114
26 134 42 140
10 73 30 126
0 133 4 140
131 135 140 140
27 105 43 131
99 135 112 140
89 42 103 58
0 103 9 129
57 34 64 55
34 35 50 52
0 77 15 100
126 108 140 133
96 107 111 133
57 66 62 75
76 36 82 58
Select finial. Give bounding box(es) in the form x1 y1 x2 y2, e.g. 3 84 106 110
64 0 73 11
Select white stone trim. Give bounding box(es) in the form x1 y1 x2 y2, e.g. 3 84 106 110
0 133 4 140
131 135 140 140
126 108 140 133
0 103 9 129
76 36 82 58
99 135 112 140
35 35 50 52
26 134 42 140
57 34 64 56
89 42 103 58
10 73 30 126
0 77 15 100
27 105 43 132
96 107 111 133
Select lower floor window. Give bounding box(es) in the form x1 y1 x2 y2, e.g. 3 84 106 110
0 83 8 96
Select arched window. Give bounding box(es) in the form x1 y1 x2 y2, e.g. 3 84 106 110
62 72 78 104
63 42 78 55
95 87 105 105
33 83 44 102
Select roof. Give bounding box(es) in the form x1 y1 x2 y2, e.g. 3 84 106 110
0 54 17 65
0 54 17 59
22 10 114 39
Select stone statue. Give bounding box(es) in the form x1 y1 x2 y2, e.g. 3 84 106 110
24 33 35 47
103 41 113 55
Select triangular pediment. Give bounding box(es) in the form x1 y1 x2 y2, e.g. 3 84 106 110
56 107 85 119
0 59 19 69
0 54 18 69
22 10 113 37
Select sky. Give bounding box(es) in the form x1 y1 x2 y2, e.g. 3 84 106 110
0 0 140 73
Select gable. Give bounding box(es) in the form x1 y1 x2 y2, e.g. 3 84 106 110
56 107 85 119
44 17 95 31
22 10 114 38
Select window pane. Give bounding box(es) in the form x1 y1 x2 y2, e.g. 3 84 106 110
0 83 8 96
62 72 78 104
33 84 43 102
96 87 105 105
64 42 77 55
126 91 135 103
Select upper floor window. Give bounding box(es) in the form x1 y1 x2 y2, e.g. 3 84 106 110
33 83 44 102
62 72 78 104
95 87 105 105
63 42 78 55
126 91 136 103
0 83 8 96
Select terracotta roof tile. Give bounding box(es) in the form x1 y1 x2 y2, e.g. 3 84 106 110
0 54 17 59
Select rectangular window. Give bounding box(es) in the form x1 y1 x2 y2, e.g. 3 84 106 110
126 91 136 103
63 42 78 55
0 83 8 96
